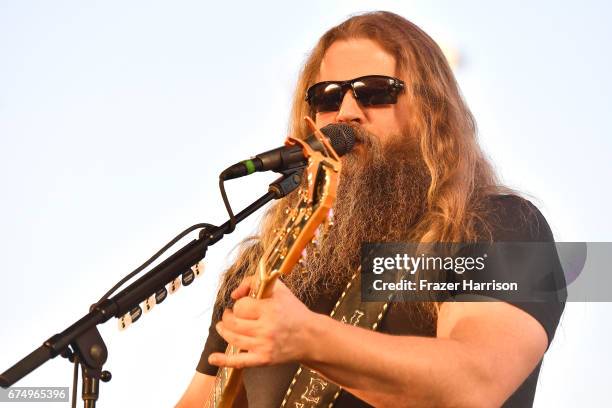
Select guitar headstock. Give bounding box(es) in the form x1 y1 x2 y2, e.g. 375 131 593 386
252 118 342 296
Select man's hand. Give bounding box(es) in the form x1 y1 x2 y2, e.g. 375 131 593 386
206 275 548 406
208 276 315 368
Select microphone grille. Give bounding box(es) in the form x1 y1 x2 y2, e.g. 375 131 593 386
320 124 356 156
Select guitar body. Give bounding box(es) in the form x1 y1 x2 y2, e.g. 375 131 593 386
232 386 248 408
216 380 247 408
214 368 245 408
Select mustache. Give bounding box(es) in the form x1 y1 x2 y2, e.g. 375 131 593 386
339 123 375 145
339 124 424 173
352 125 368 144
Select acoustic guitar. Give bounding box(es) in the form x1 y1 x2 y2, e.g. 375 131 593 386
206 118 342 407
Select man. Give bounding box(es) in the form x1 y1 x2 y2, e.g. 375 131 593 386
177 11 565 407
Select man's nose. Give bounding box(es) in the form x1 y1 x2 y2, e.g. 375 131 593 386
335 90 365 124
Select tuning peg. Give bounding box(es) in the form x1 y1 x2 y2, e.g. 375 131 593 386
305 208 314 220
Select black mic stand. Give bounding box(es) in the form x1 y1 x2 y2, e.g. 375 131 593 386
0 169 303 407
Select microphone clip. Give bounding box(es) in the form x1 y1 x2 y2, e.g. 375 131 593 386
268 169 304 199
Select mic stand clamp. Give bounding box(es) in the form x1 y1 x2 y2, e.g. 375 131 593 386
64 326 110 408
269 168 304 199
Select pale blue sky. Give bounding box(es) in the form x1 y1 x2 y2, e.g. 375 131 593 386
1 1 610 406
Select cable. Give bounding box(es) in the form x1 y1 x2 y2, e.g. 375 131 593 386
219 178 237 233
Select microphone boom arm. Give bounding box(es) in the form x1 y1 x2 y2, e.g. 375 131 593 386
0 170 303 406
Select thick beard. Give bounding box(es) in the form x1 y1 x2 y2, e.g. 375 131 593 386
283 125 432 303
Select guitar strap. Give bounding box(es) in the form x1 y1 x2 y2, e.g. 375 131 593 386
280 271 389 408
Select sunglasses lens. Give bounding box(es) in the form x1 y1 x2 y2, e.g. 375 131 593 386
353 77 398 106
307 76 402 112
309 83 343 112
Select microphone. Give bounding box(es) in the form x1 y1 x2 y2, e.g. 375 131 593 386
220 124 356 180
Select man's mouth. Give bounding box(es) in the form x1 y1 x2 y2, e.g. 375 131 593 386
352 134 365 147
349 141 365 156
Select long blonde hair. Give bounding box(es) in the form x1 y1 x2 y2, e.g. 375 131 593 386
215 11 514 312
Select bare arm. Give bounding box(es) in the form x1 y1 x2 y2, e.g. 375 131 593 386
210 277 549 407
300 301 547 407
175 372 215 408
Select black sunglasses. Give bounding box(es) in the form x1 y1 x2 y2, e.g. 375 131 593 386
305 75 405 113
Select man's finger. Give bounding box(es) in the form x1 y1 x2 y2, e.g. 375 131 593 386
232 296 261 319
208 351 269 369
215 322 258 351
231 275 253 300
222 309 259 336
